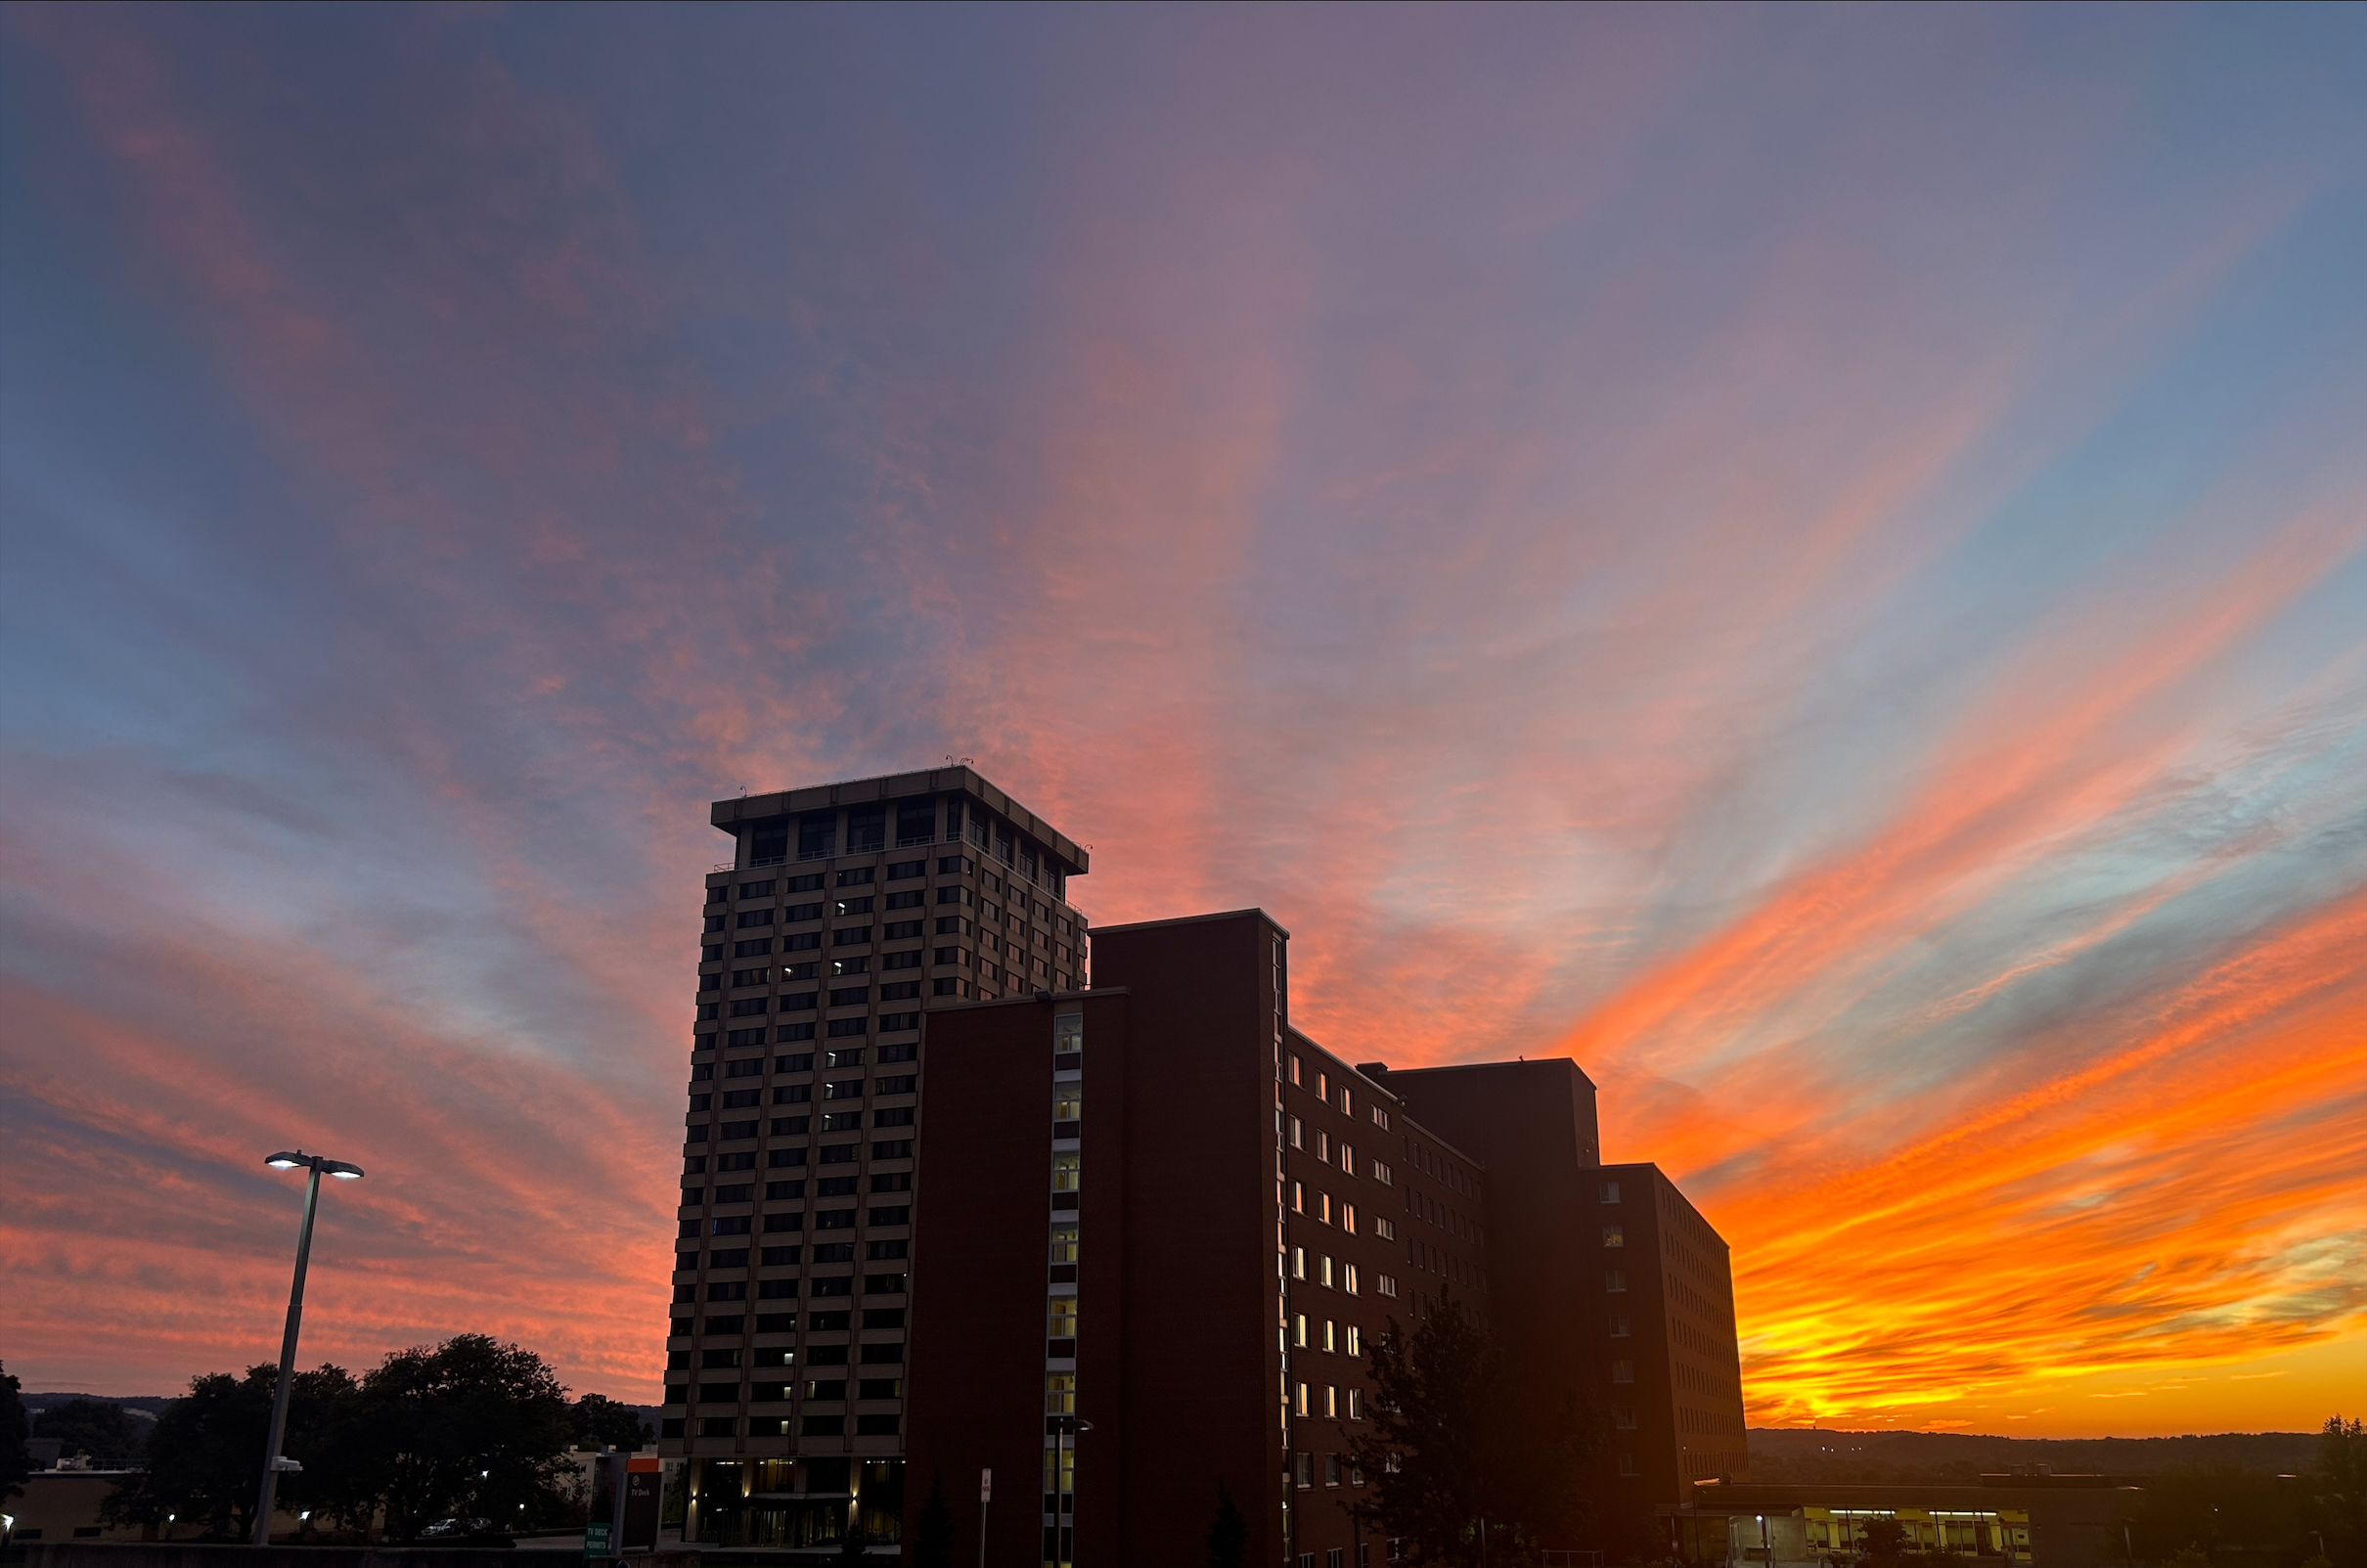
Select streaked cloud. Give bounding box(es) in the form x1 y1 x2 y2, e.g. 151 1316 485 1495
2 2 2361 1431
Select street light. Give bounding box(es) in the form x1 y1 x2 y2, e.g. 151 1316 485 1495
253 1149 364 1546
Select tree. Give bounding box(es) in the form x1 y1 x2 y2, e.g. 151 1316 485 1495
1206 1482 1249 1568
331 1335 579 1543
1 1362 29 1502
1346 1291 1595 1567
2318 1415 2367 1568
568 1395 651 1453
911 1473 957 1568
1860 1518 1906 1567
102 1365 359 1541
31 1399 147 1467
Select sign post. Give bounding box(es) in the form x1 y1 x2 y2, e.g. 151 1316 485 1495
978 1468 992 1568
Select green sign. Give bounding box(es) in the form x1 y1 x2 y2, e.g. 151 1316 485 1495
584 1522 611 1558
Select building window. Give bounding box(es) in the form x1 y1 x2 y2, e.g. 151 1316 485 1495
1614 1408 1637 1429
1293 1314 1309 1349
1348 1387 1364 1419
1612 1360 1634 1383
1372 1160 1392 1187
1296 1453 1314 1489
1618 1454 1639 1477
1324 1450 1342 1485
1323 1385 1339 1418
1609 1315 1630 1338
1373 1216 1396 1242
1600 1180 1622 1203
1295 1382 1310 1417
1292 1246 1307 1280
1343 1263 1360 1295
1376 1274 1398 1298
1342 1203 1358 1235
1605 1270 1627 1292
1602 1226 1625 1248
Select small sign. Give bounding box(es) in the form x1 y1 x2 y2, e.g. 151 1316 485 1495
584 1522 611 1558
979 1468 993 1502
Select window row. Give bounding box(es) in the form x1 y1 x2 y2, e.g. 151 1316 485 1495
675 1238 910 1269
669 1307 902 1338
683 1174 910 1208
1289 1382 1365 1420
682 1139 913 1174
1288 1315 1363 1357
1287 1248 1362 1294
686 1109 915 1142
663 1414 901 1439
672 1273 907 1303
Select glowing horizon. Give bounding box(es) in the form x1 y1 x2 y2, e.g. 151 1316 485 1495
1 3 2361 1438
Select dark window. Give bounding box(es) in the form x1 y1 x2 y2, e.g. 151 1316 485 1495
771 1116 809 1136
870 1205 911 1226
721 1089 759 1108
817 1175 858 1195
846 806 886 852
701 1349 741 1368
707 1282 747 1301
703 915 725 933
820 1142 858 1164
938 855 971 874
724 1058 762 1079
699 973 721 992
936 886 969 905
779 994 818 1013
776 1022 815 1043
880 951 920 970
738 880 775 899
879 1011 919 1032
872 1107 914 1128
711 1216 751 1236
883 920 923 940
726 1027 765 1048
763 1213 804 1232
660 1418 685 1438
702 1314 744 1335
787 874 824 893
684 1155 708 1174
864 1273 907 1295
813 1242 856 1263
879 981 920 1001
858 1346 902 1368
707 884 729 905
691 1063 714 1083
776 1053 815 1072
713 1183 751 1202
760 1246 800 1266
748 829 786 866
857 1379 902 1401
887 858 926 879
785 902 823 921
879 1042 916 1062
871 1172 913 1192
823 1078 864 1098
801 1414 844 1436
688 1094 712 1111
830 956 868 976
826 1048 865 1067
811 1276 854 1297
774 1084 812 1104
755 1313 794 1332
697 1379 737 1401
720 1120 758 1140
716 1151 756 1171
895 799 935 844
826 1018 868 1038
877 1075 917 1095
797 815 834 859
866 1238 909 1261
728 999 767 1017
934 917 969 936
766 1179 805 1199
872 1140 913 1159
834 926 871 946
821 1111 862 1132
837 863 876 887
855 1413 899 1435
932 978 965 997
933 945 965 963
730 967 769 987
884 889 923 911
783 932 822 953
834 896 873 917
737 910 775 928
828 986 870 1008
769 1147 805 1168
702 944 724 962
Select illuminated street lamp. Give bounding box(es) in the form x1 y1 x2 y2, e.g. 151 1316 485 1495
253 1150 364 1546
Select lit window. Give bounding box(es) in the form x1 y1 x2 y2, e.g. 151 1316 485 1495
1319 1254 1335 1287
1293 1246 1307 1279
1052 1153 1082 1191
1340 1087 1354 1118
1342 1203 1358 1235
1345 1325 1362 1357
1049 1224 1079 1265
1045 1372 1076 1414
1289 1116 1304 1149
1373 1216 1396 1241
1321 1320 1336 1353
1294 1314 1309 1349
1341 1142 1356 1175
1343 1263 1360 1296
1323 1385 1338 1418
1376 1274 1398 1298
1602 1226 1625 1248
1048 1297 1079 1339
1295 1382 1310 1417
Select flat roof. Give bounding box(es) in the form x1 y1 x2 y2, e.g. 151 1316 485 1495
710 765 1089 874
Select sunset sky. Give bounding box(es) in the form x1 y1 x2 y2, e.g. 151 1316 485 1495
2 4 2362 1437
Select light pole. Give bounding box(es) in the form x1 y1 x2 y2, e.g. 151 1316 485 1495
253 1149 363 1546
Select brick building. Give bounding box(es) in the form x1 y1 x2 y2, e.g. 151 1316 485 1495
658 773 1745 1563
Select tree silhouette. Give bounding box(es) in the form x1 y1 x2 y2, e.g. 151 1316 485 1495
1206 1481 1249 1567
912 1473 957 1568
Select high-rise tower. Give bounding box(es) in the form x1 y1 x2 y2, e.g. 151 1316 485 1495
659 767 1091 1546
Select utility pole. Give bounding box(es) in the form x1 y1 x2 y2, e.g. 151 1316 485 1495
977 1467 990 1568
252 1150 363 1546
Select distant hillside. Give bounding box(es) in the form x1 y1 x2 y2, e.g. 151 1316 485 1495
1747 1428 2320 1483
22 1394 168 1420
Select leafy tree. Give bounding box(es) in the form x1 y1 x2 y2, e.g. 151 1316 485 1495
1860 1518 1906 1567
911 1473 956 1568
102 1365 359 1541
31 1399 147 1467
568 1395 651 1453
1206 1481 1248 1567
1 1362 29 1502
330 1335 579 1543
1346 1291 1594 1566
2319 1416 2367 1568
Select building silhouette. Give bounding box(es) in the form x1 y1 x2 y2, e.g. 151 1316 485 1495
659 771 1744 1564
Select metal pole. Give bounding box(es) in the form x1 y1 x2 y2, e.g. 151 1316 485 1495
254 1161 323 1546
